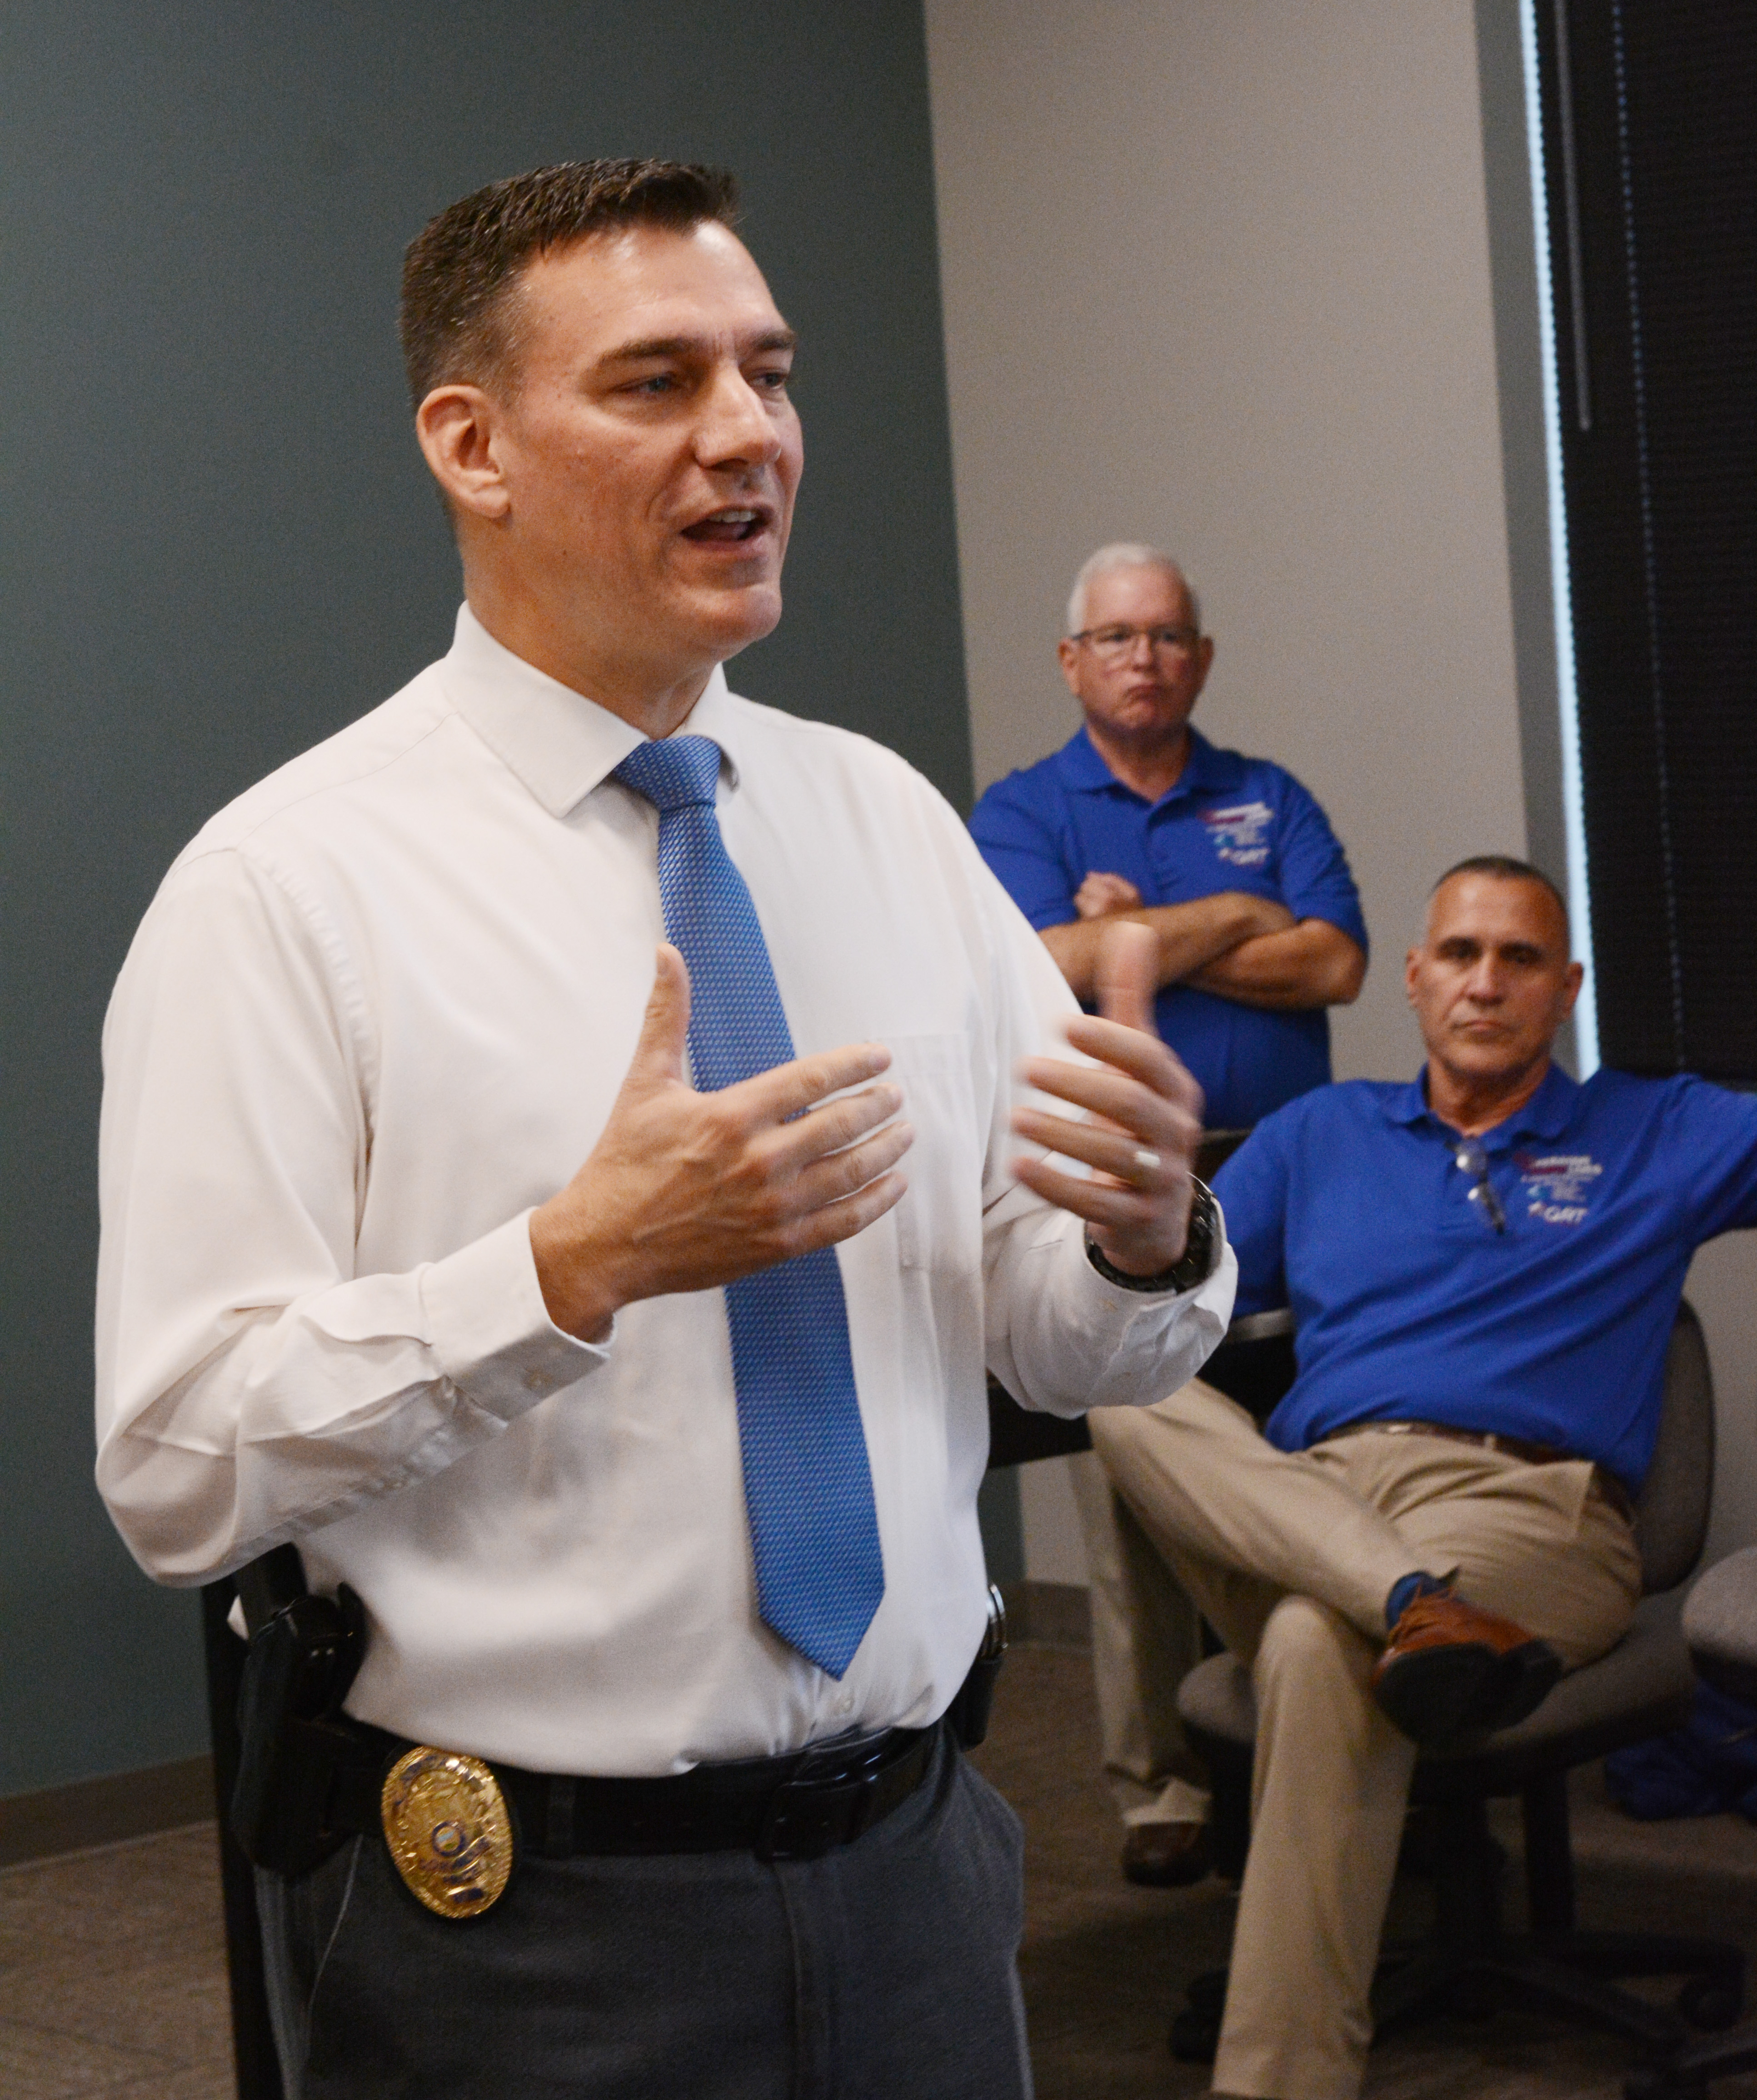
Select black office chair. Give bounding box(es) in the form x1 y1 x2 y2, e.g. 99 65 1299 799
1173 1301 1744 2068
1625 1545 1757 2099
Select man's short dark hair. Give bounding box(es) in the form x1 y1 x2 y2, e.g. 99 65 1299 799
399 158 741 408
1432 854 1570 925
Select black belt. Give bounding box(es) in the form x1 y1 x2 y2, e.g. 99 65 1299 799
317 1715 941 1866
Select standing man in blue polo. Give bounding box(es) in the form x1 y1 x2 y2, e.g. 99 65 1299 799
970 542 1369 1885
969 543 1368 1132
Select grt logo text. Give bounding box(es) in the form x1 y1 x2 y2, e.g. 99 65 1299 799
1516 1150 1601 1227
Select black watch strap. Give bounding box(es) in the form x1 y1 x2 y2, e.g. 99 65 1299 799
1086 1179 1220 1295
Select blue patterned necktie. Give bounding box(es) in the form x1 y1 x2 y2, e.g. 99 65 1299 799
612 734 885 1679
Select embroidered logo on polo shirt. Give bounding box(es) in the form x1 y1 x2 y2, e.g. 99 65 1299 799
1201 801 1273 867
1515 1150 1602 1225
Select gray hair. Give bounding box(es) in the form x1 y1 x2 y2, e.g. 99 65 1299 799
1065 543 1203 637
1411 854 1572 948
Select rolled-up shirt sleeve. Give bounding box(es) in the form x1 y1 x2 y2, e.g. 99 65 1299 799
95 847 606 1586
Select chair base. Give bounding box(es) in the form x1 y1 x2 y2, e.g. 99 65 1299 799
1375 1929 1740 2047
1170 1784 1743 2069
1173 1931 1740 2067
1626 2023 1757 2100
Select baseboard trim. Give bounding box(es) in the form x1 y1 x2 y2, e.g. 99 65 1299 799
1003 1578 1092 1649
0 1754 216 1870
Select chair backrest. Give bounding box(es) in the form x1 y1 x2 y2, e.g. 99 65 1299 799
1636 1298 1715 1594
1199 1309 1297 1422
1195 1128 1255 1184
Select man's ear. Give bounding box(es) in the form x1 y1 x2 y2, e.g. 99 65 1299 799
415 384 511 521
1056 637 1083 698
1557 956 1584 1019
1188 634 1216 701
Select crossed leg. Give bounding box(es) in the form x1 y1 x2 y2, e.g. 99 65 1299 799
1090 1381 1642 2100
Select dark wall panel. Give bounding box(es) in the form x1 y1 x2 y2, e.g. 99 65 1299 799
1532 0 1757 1078
0 1 968 1794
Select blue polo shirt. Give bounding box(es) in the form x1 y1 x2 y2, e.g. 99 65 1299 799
1213 1064 1757 1488
969 727 1367 1128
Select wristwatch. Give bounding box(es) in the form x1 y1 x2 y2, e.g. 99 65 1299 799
1086 1179 1221 1295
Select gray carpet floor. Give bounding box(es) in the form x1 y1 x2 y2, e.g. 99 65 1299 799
968 1644 1757 2100
6 1638 1757 2098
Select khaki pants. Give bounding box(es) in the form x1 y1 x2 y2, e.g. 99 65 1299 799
1088 1380 1642 2100
1068 1448 1213 1826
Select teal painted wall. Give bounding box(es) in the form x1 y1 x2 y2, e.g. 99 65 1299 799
0 0 970 1795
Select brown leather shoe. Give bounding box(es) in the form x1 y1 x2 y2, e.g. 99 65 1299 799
1121 1820 1211 1888
1372 1588 1562 1749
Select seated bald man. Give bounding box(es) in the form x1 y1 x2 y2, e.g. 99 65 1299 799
1089 855 1757 2100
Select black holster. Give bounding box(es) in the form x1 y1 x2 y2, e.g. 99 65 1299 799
230 1544 366 1877
946 1584 1008 1750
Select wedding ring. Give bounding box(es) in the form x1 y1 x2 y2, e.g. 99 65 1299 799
1132 1149 1162 1176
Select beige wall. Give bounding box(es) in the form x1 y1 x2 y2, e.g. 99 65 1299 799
927 0 1757 1583
928 0 1525 1086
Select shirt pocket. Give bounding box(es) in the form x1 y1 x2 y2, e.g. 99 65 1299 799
884 1033 985 1276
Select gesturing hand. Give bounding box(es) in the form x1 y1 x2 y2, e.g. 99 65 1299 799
1074 870 1145 921
530 945 913 1339
1010 920 1204 1278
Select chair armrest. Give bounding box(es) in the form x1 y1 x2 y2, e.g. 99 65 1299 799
984 1374 1093 1468
1200 1307 1297 1422
1683 1546 1757 1707
1223 1308 1295 1346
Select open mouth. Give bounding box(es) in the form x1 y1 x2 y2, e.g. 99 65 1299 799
681 506 769 545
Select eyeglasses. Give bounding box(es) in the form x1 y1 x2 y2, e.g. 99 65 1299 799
1450 1137 1507 1234
1068 624 1202 662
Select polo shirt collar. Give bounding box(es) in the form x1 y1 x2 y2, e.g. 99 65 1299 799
439 602 741 818
1171 729 1245 798
1051 727 1121 791
1385 1060 1582 1143
1052 724 1244 805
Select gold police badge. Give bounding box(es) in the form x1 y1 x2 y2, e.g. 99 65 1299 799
380 1747 514 1919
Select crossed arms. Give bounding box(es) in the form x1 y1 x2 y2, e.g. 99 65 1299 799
1040 873 1365 1015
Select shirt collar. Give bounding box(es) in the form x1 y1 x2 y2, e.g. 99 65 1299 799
1384 1060 1582 1143
439 602 740 818
1052 724 1243 804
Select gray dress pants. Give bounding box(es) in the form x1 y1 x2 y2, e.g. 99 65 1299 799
257 1727 1033 2100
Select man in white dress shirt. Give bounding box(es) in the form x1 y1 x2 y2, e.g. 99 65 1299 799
95 160 1232 2099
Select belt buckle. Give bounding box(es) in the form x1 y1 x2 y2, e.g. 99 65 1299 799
756 1737 895 1865
756 1767 865 1865
380 1747 515 1918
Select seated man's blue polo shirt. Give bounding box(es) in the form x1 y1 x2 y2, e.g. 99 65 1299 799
1213 1064 1757 1489
969 727 1367 1128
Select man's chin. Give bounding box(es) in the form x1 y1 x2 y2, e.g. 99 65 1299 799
1441 1035 1542 1083
683 580 783 661
1101 705 1191 745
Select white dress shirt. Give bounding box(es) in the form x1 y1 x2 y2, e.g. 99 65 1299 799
96 606 1234 1774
